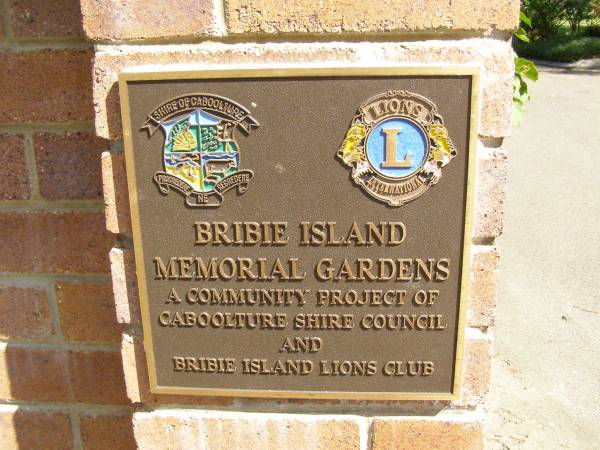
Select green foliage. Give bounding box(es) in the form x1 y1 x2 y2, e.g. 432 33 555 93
562 0 597 32
523 0 598 36
515 11 532 43
515 0 600 62
517 26 600 61
584 24 600 37
523 0 565 36
513 57 538 125
513 11 538 125
520 10 532 28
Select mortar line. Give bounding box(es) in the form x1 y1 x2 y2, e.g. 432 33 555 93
0 0 13 41
358 416 372 450
0 199 104 212
87 30 513 46
366 416 375 450
0 400 133 414
123 323 143 337
203 397 442 415
141 402 466 416
214 0 227 36
0 339 120 352
471 236 496 246
110 140 124 152
479 137 504 149
0 40 93 51
69 409 84 450
46 280 65 341
0 121 94 134
1 398 469 418
0 273 112 284
22 132 41 200
115 234 134 250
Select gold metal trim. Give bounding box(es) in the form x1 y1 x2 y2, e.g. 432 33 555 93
118 65 480 400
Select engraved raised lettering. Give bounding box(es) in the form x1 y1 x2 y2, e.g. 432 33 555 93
381 128 412 168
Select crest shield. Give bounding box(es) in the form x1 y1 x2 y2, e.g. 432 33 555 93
144 94 259 208
161 110 240 193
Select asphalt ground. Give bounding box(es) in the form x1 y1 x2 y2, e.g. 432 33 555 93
486 70 600 449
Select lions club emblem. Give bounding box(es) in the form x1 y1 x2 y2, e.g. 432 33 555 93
338 91 457 206
142 94 259 207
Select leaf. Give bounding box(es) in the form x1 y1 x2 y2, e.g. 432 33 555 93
512 69 531 123
515 57 538 81
511 19 537 125
513 73 528 96
513 82 529 102
513 76 521 91
514 28 530 43
519 11 532 28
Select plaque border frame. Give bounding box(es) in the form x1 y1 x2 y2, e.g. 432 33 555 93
119 64 480 400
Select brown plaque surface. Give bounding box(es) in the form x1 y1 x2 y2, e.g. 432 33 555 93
119 66 478 400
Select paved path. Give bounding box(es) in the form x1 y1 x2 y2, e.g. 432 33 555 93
486 70 600 449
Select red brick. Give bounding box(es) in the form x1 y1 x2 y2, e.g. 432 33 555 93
406 338 492 411
0 286 53 340
34 132 109 200
0 407 72 450
110 248 139 324
120 334 142 403
226 0 520 34
121 334 233 407
80 413 135 450
102 152 131 234
133 410 361 449
56 282 122 343
0 50 93 123
0 134 30 200
80 0 220 41
468 245 500 328
0 346 129 404
473 148 509 239
11 0 84 38
0 212 113 274
460 339 491 405
372 416 483 450
0 347 71 402
70 350 130 405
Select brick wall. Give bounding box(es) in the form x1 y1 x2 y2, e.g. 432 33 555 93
0 1 135 448
0 0 517 448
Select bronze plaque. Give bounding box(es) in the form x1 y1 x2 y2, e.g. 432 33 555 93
119 66 478 400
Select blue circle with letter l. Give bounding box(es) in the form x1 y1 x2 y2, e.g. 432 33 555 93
365 117 428 179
